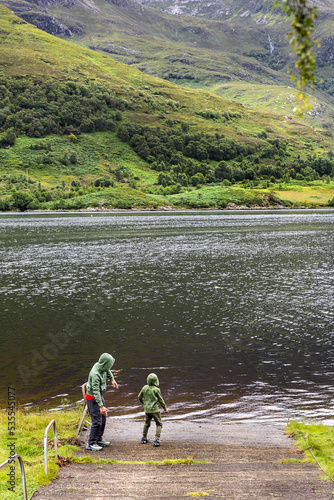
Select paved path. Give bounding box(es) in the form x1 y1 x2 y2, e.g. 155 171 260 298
32 419 334 499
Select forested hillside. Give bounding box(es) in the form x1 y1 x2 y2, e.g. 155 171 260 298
0 5 334 211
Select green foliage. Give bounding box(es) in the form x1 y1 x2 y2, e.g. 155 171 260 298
115 166 131 182
0 76 127 138
0 127 16 147
11 190 34 211
157 172 173 187
245 48 287 71
68 134 78 144
94 177 114 188
116 121 334 191
0 199 11 211
117 122 265 187
278 0 319 115
190 172 205 186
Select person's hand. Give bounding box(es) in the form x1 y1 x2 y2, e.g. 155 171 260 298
165 408 169 413
100 406 108 416
112 380 119 390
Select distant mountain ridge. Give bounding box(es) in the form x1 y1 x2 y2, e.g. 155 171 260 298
133 0 276 20
133 0 334 21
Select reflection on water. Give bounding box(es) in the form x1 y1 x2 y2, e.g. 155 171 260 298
0 210 333 423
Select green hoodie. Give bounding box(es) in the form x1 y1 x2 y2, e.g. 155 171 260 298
86 353 115 407
138 373 167 413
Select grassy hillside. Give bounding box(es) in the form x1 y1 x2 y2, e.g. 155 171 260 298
2 0 287 86
2 0 334 125
1 4 334 211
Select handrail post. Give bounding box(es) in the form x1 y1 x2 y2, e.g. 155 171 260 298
75 403 88 440
75 382 89 440
44 419 57 476
0 454 28 500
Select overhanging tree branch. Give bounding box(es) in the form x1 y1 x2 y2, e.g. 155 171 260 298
276 0 319 115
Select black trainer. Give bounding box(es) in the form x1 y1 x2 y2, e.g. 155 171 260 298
154 438 160 447
141 437 150 444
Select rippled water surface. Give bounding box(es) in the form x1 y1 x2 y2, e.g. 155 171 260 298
0 210 333 423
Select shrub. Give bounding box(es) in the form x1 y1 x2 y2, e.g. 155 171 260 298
94 177 113 188
1 127 16 147
190 173 205 186
69 152 78 164
68 134 78 144
90 198 99 207
11 190 33 211
0 199 11 211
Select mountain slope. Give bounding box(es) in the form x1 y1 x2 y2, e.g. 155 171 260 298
1 5 334 212
2 0 334 126
2 0 288 84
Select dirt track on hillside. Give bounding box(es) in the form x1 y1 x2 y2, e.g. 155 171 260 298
32 419 334 499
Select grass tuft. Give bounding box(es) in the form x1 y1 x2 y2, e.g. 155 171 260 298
287 421 334 480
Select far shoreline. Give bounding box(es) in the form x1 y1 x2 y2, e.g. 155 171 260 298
1 206 334 215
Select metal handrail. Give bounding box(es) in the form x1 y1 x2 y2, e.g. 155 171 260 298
0 454 28 500
44 419 57 476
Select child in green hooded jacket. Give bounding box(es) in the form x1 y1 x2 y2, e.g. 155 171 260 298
138 373 169 447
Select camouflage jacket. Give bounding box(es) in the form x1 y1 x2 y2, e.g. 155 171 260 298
138 373 167 413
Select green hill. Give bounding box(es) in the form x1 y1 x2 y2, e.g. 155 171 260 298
0 4 334 211
2 0 334 126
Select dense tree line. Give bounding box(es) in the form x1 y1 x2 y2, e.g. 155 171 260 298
117 121 259 164
117 122 334 187
0 75 127 143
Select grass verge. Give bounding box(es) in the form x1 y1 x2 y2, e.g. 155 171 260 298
0 406 82 500
0 407 208 499
287 421 334 480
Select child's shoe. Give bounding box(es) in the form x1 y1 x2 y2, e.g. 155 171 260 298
154 438 160 447
141 437 150 444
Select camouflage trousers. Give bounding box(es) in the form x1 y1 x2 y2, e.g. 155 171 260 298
143 411 163 439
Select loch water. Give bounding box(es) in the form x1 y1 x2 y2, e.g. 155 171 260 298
0 210 333 423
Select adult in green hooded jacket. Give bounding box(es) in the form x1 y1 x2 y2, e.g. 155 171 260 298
85 353 118 450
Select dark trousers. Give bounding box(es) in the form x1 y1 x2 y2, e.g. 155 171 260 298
143 412 162 439
87 397 106 445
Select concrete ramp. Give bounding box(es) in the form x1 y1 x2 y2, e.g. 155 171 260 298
32 419 333 499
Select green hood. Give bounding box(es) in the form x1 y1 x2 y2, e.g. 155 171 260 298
147 373 159 387
97 353 115 372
